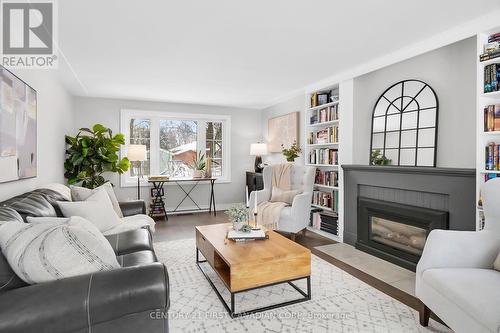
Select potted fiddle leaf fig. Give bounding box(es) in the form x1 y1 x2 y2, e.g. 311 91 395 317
64 124 130 189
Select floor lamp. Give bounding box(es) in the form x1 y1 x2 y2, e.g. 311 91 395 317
128 144 147 200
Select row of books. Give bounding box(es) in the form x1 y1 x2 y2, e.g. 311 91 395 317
314 170 338 187
484 104 500 132
307 126 338 144
310 90 339 108
309 105 339 124
480 32 500 62
308 148 338 165
483 63 500 93
312 190 338 211
485 142 500 170
484 173 499 182
310 212 338 235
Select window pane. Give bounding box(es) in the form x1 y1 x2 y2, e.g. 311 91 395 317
129 118 150 176
159 120 197 177
206 122 223 177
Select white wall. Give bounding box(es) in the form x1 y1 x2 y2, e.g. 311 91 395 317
73 97 262 208
352 36 477 167
260 94 305 165
0 70 74 201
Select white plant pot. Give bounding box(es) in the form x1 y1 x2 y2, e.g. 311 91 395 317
192 170 204 178
233 222 244 231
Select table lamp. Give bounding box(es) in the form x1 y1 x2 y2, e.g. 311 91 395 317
250 143 268 173
127 144 147 200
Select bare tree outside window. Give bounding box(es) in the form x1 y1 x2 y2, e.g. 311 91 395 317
129 118 150 176
206 122 223 177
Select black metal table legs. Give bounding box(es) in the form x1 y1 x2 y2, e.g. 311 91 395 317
196 248 311 318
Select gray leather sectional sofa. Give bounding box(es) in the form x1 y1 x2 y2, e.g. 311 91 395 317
0 189 169 333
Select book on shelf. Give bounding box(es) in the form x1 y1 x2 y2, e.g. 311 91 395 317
484 104 500 132
310 211 338 235
483 63 500 93
309 104 339 125
307 126 338 144
315 169 338 187
485 142 500 170
309 148 338 165
312 190 339 212
310 89 339 108
485 173 499 182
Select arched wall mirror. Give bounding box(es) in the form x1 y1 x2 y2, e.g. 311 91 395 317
370 79 439 167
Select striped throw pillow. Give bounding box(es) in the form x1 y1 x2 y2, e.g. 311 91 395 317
0 216 119 284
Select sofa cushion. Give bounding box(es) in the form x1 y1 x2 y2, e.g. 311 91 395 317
103 214 156 236
105 228 153 256
0 192 58 221
70 182 123 217
117 250 157 267
494 252 500 271
0 207 27 292
0 217 120 284
58 188 122 232
422 268 500 332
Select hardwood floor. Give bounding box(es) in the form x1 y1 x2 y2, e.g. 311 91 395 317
153 212 438 322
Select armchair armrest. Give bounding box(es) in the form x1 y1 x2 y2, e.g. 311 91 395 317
291 192 313 220
119 200 146 217
416 230 500 278
0 263 169 333
248 189 271 212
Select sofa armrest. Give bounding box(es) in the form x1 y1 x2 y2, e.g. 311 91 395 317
0 263 169 333
416 230 500 278
119 200 146 217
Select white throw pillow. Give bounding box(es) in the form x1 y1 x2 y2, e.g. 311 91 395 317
270 187 302 205
58 188 122 232
70 182 123 217
0 216 119 284
494 252 500 271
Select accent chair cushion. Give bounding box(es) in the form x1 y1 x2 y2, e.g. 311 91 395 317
270 187 302 205
70 182 123 217
0 216 120 284
57 188 122 232
494 252 500 271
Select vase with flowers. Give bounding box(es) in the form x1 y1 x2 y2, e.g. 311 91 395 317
281 140 302 162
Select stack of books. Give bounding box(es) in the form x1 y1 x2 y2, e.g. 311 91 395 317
480 32 500 62
485 142 500 170
315 170 338 187
308 148 338 165
484 104 500 131
310 211 338 235
484 64 500 93
148 175 169 182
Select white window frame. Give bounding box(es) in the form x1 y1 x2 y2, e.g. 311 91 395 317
120 109 231 187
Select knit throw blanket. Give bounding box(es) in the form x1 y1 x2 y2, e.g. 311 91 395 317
257 163 292 230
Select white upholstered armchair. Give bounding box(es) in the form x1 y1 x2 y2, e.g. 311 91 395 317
248 165 315 235
416 178 500 333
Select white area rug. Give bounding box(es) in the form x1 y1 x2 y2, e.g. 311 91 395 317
155 239 450 333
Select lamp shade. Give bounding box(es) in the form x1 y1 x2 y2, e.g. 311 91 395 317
250 143 268 156
127 144 147 161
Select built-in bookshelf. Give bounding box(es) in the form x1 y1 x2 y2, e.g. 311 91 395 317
476 28 500 231
305 85 342 241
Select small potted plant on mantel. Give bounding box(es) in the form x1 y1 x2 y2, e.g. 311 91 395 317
190 151 206 178
281 140 302 162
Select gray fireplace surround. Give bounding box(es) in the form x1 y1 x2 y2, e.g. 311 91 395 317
342 165 476 246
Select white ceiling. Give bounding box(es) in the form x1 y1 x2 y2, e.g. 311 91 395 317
57 0 499 109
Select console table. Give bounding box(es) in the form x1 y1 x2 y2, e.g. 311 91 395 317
148 177 217 221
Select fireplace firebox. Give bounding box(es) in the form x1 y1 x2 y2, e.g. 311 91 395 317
356 197 448 271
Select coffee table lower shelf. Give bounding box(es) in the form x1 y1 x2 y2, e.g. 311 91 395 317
196 248 311 318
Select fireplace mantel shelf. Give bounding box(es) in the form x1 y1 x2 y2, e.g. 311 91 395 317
341 164 475 177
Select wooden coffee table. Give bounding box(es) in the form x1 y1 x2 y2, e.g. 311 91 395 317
195 223 311 317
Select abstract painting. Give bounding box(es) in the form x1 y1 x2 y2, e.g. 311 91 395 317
0 66 37 183
268 112 299 152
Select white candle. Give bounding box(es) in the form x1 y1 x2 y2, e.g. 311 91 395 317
254 191 258 214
